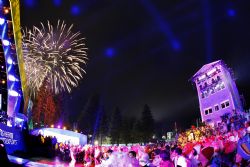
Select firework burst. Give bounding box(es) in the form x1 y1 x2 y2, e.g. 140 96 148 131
22 20 88 94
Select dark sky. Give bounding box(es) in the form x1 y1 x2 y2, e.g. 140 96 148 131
20 0 250 129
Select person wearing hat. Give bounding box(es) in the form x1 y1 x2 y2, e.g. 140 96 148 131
188 145 200 167
139 153 154 167
198 146 214 167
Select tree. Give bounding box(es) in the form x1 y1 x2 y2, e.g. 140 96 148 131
32 84 58 126
110 107 122 144
97 109 109 145
132 120 143 143
120 117 136 145
141 104 155 143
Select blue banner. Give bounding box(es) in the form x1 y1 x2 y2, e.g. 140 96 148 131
0 123 25 154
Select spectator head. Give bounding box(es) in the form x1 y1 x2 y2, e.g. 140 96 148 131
153 149 161 155
160 150 170 161
107 149 113 155
171 144 177 152
192 148 198 156
165 145 170 151
174 147 182 155
128 151 136 158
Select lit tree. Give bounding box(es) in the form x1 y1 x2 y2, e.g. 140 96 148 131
32 83 59 126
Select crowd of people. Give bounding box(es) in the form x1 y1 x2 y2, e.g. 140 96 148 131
47 113 250 167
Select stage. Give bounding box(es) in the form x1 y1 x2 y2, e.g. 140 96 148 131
31 128 87 146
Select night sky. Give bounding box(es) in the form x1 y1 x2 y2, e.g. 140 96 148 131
20 0 250 129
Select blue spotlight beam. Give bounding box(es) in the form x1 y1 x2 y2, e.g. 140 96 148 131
140 0 181 51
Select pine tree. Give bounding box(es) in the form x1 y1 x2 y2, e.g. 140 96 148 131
98 109 109 145
120 117 136 145
132 120 143 143
141 104 155 143
110 107 122 144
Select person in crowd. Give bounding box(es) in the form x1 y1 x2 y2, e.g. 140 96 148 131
129 150 137 158
159 150 174 167
187 145 200 167
198 146 214 167
171 147 191 167
139 153 154 167
128 150 140 167
152 149 162 166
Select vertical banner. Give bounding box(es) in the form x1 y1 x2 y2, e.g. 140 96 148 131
9 0 28 114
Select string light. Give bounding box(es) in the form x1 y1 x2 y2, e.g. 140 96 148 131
3 8 9 14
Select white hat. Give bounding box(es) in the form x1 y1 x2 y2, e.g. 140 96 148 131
193 144 201 154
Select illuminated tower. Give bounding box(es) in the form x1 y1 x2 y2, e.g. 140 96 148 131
191 60 243 125
0 0 27 121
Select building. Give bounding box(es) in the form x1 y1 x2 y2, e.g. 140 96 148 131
191 60 243 125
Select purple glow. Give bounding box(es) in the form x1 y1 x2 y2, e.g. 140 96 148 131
105 48 116 58
228 9 236 17
71 5 81 16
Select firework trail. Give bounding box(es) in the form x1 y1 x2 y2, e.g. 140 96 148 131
22 20 88 94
